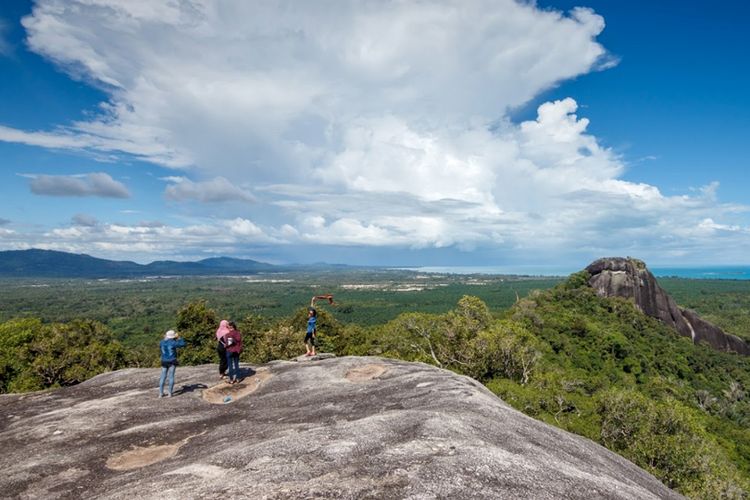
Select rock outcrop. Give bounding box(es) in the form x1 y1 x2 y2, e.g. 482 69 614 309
586 257 750 355
0 357 682 499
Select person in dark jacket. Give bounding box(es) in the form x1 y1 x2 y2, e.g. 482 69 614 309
158 329 186 398
223 321 243 384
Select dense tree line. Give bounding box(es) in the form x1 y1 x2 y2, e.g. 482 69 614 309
0 318 130 393
1 272 749 497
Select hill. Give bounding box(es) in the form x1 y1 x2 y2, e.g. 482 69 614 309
586 257 749 354
0 249 277 277
0 357 682 499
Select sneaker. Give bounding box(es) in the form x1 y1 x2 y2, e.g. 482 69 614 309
168 393 173 397
158 394 164 398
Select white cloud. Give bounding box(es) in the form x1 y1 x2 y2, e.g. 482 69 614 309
72 213 98 227
0 0 748 265
228 218 264 237
163 176 255 203
26 172 130 198
9 217 282 260
6 0 609 179
0 124 191 168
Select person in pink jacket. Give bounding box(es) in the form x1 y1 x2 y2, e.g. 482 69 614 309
215 319 231 379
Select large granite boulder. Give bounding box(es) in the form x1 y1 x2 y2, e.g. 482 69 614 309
586 257 750 355
0 356 681 499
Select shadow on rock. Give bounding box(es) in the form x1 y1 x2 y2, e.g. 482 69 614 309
176 383 208 395
202 368 272 405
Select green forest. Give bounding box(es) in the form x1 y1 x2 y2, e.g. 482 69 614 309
1 270 749 498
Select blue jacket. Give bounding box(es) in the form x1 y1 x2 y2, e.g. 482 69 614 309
160 338 186 362
307 316 317 334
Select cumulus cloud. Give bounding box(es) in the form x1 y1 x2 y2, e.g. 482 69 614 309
36 217 280 260
72 213 98 227
4 0 609 179
27 172 130 198
163 176 255 203
0 0 748 264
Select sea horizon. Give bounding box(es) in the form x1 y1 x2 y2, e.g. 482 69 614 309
395 265 750 280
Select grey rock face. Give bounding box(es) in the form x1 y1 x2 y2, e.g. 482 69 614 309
586 257 750 355
0 357 682 499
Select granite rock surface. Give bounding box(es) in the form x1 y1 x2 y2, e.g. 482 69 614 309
0 356 683 499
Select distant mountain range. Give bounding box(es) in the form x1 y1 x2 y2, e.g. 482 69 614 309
0 249 282 278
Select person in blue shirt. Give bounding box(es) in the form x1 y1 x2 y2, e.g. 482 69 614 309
158 329 186 398
304 307 317 357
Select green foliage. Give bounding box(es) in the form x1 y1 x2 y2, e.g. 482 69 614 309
175 300 218 365
561 270 591 290
244 324 300 363
0 272 562 342
0 318 129 392
466 320 542 384
493 279 750 497
598 390 749 497
0 318 42 392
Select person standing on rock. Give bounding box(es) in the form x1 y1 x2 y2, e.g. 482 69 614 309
305 307 317 357
158 329 186 398
223 321 243 384
216 319 231 380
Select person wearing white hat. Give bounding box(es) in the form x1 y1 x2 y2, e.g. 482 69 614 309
158 329 186 398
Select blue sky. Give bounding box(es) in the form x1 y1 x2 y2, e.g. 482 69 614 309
0 0 748 268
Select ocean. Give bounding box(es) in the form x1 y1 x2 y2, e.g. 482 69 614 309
399 266 750 280
650 267 750 280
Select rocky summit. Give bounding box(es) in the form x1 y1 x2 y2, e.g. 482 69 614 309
586 257 750 355
0 356 681 499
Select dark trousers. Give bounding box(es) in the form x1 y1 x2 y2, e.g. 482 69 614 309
217 342 227 375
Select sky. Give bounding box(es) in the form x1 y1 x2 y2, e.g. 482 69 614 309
0 0 748 269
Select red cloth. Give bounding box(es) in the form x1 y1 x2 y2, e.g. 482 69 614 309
223 330 242 353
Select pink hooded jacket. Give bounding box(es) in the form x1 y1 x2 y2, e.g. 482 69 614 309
216 320 231 341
